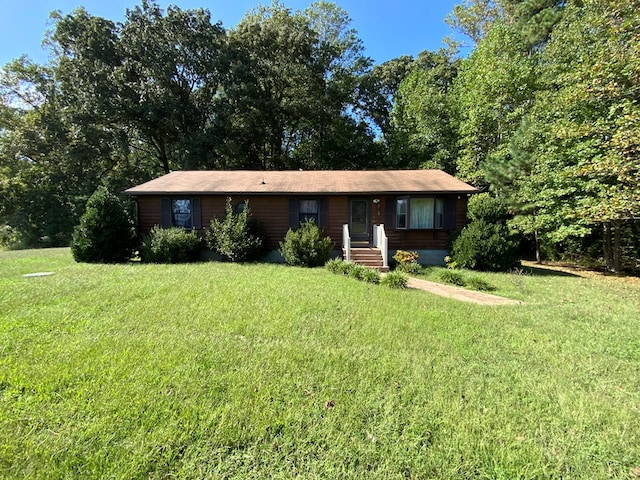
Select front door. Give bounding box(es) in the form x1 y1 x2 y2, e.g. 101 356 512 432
349 198 370 243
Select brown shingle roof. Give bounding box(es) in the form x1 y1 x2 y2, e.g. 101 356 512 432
124 170 478 196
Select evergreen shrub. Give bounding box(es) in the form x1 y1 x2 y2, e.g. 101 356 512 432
450 221 521 271
71 187 136 263
450 192 521 272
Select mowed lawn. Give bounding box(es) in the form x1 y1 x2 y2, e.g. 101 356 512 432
1 249 639 479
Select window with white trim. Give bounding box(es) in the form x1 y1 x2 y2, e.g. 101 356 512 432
396 197 449 230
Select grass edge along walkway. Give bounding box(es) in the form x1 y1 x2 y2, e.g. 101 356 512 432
406 276 524 305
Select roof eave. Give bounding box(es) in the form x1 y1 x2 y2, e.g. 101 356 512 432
124 189 479 196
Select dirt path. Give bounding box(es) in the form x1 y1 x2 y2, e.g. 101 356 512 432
406 277 523 306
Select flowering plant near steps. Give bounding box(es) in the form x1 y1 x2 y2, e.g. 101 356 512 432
393 250 419 264
393 250 423 274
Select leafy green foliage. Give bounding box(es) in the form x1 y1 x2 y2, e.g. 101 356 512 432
140 226 201 264
205 198 265 262
446 0 564 48
467 192 509 223
70 187 136 263
396 261 424 275
325 257 351 274
449 192 520 271
380 270 408 289
0 225 16 249
451 22 536 186
347 263 369 280
388 51 459 172
438 269 466 286
279 220 334 267
451 220 521 271
326 258 381 284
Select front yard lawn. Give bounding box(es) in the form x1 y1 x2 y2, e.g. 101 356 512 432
1 249 639 478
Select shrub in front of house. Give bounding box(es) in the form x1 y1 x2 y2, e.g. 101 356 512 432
140 226 201 263
449 192 521 272
393 250 419 264
359 267 381 284
280 220 334 267
325 258 380 284
71 187 137 263
393 250 423 274
205 198 265 262
380 270 408 289
450 221 521 271
325 257 348 274
396 261 424 275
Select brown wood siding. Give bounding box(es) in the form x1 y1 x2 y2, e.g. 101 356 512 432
200 195 291 251
134 193 471 251
136 196 163 233
455 195 469 230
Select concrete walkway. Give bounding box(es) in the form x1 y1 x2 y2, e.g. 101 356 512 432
406 277 523 306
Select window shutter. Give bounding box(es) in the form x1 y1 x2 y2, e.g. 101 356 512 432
444 198 456 230
161 198 171 227
192 198 202 230
385 197 396 230
288 199 299 229
319 198 328 229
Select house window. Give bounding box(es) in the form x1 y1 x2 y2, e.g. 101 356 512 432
435 198 445 229
289 198 328 229
410 198 434 228
172 199 192 229
396 197 449 230
161 197 201 230
299 199 319 224
396 198 407 229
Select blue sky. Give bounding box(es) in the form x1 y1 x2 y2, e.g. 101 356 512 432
0 0 464 67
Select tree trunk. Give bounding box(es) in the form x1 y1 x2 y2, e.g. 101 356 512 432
613 219 622 274
603 222 613 272
534 229 541 264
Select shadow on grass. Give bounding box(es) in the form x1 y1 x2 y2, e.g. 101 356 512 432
522 266 582 278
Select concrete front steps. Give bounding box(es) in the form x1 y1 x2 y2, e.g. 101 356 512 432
344 247 389 272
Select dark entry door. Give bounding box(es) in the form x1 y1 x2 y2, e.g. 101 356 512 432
349 198 370 243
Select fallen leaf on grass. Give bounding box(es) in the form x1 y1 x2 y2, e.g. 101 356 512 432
325 400 335 409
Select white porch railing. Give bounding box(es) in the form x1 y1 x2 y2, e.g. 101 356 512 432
372 224 388 268
342 224 351 261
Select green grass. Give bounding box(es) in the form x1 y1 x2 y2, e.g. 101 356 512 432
1 249 639 479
